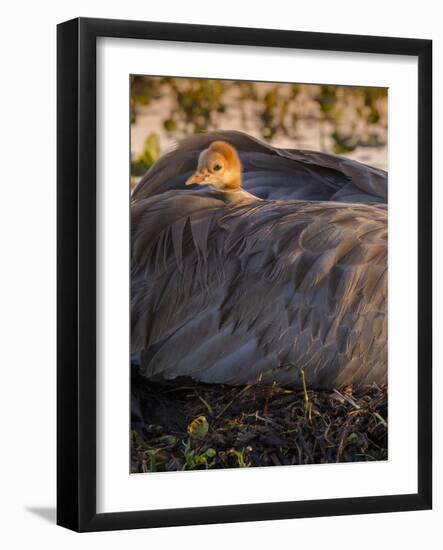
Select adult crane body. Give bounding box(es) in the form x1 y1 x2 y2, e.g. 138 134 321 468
131 132 387 389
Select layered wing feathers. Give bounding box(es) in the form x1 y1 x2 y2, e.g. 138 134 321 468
131 191 387 388
132 131 387 204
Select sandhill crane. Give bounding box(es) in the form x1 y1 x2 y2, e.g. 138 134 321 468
131 131 387 389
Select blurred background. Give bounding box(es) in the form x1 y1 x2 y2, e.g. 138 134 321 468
131 76 387 188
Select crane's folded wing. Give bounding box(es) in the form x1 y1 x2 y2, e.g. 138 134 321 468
131 191 387 388
132 130 387 204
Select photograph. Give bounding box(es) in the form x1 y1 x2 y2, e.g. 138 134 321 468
130 76 388 473
0 3 432 542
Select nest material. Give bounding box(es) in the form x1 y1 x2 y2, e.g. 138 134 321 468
131 371 387 473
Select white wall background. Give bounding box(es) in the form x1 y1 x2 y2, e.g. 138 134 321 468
0 1 440 547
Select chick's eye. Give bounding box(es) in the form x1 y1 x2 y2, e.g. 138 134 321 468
213 164 222 172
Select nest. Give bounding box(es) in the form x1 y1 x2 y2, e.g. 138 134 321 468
131 370 387 473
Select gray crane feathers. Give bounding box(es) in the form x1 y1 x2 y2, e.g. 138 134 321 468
133 130 387 204
131 131 387 389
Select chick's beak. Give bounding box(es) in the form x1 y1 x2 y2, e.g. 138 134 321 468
185 169 209 186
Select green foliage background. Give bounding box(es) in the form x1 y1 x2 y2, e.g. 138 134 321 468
130 76 387 177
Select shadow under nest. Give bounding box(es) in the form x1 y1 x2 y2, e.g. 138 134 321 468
131 369 387 473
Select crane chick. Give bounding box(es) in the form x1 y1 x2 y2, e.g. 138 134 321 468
186 141 259 203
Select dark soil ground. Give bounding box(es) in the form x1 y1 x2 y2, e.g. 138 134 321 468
131 369 387 473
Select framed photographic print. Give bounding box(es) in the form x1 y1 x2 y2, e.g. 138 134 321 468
57 17 432 532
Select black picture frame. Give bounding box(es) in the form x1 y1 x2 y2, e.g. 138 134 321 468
57 17 432 532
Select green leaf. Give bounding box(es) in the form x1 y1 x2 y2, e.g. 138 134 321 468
136 132 160 169
163 118 177 132
347 432 358 444
187 415 209 441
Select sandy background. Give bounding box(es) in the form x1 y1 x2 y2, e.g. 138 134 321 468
131 78 388 186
